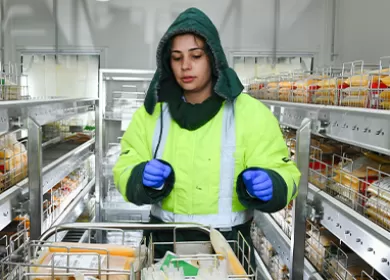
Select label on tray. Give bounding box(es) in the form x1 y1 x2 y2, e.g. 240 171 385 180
49 254 106 269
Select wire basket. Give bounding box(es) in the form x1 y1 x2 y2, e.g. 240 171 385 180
43 170 89 233
250 223 289 280
0 85 29 101
322 242 375 280
367 56 390 110
311 75 344 105
0 63 30 101
42 112 95 145
364 168 390 231
105 91 145 120
270 204 293 239
103 185 151 223
102 143 121 178
0 223 256 280
264 76 280 101
338 60 376 108
289 71 321 104
0 133 28 194
307 149 390 233
247 78 266 100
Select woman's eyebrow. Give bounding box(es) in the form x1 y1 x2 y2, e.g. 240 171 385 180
171 47 204 53
189 47 204 52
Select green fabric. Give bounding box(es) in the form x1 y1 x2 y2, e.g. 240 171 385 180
167 91 224 131
234 94 301 205
160 101 244 214
144 7 244 116
113 106 172 204
236 168 288 213
113 94 301 213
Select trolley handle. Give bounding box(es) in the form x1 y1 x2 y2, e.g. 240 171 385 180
39 222 211 242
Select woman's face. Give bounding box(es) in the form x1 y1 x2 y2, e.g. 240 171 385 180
170 34 212 93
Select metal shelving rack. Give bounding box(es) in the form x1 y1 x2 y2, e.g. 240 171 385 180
256 99 390 279
97 69 154 225
0 98 98 240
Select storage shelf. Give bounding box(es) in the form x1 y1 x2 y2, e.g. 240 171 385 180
42 139 95 193
0 97 99 240
46 178 95 242
51 178 95 227
308 183 390 278
0 145 94 233
42 139 94 167
259 98 390 277
253 211 324 280
0 97 96 109
259 99 390 156
0 98 96 136
0 138 92 229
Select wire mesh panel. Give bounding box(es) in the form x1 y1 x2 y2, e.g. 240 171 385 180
305 221 339 274
250 223 289 280
105 92 146 120
0 133 28 194
364 169 390 231
368 56 390 110
0 63 30 101
0 223 256 280
42 112 95 145
264 76 280 101
1 226 146 280
322 242 375 280
270 205 292 239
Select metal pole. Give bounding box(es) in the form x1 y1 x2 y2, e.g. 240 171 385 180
95 98 102 223
290 118 311 279
95 71 105 224
272 0 280 68
53 0 58 61
0 0 5 64
94 71 104 243
330 0 337 61
28 118 43 240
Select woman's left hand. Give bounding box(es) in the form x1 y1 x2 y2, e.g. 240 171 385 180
242 170 273 202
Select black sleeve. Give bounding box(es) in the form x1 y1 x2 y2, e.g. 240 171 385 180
236 167 288 213
125 160 175 206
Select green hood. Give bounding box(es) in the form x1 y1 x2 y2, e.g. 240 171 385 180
144 7 244 115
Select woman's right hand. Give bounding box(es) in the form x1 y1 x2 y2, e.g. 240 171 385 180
142 159 172 189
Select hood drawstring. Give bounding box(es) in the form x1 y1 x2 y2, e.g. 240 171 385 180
153 103 164 159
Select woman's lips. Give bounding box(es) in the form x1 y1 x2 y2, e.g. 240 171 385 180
182 76 195 83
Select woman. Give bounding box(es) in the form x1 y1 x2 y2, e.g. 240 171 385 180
113 7 300 269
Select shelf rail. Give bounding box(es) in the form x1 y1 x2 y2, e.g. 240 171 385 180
291 117 312 279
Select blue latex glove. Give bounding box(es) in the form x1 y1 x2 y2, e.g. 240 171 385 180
143 159 172 188
242 170 273 202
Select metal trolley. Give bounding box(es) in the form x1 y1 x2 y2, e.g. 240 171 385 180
0 223 256 280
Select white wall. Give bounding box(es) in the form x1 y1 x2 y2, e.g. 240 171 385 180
3 0 330 71
334 0 390 66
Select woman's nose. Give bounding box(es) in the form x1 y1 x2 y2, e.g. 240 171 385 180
181 57 192 71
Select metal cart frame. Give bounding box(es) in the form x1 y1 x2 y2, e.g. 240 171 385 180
1 222 256 280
